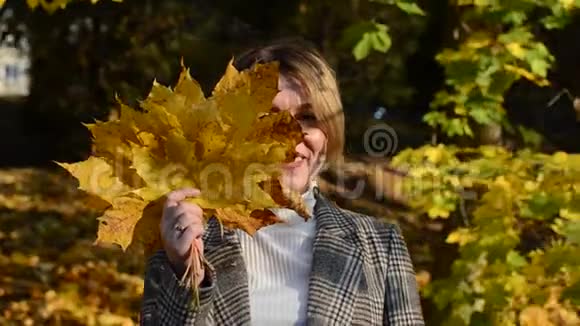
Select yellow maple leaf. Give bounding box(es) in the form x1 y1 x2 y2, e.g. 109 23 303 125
559 0 575 10
504 64 550 87
58 59 305 256
519 306 554 326
506 42 526 60
446 228 477 246
56 157 132 204
424 145 444 164
94 195 149 251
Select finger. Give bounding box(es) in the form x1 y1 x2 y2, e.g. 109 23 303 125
167 218 205 248
174 217 203 237
161 202 202 231
174 204 203 220
176 202 203 216
165 188 201 208
160 205 180 233
175 227 194 258
173 212 204 231
172 212 202 229
189 224 205 239
160 216 178 241
161 215 199 243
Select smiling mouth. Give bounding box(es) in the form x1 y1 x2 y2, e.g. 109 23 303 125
283 154 307 169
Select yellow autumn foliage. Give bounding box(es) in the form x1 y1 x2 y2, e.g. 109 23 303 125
6 0 124 13
58 60 305 255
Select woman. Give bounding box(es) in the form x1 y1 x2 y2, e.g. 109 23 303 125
140 40 425 325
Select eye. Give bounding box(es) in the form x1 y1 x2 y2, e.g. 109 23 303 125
296 112 317 122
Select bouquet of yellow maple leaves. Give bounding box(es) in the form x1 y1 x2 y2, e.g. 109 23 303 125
57 59 309 304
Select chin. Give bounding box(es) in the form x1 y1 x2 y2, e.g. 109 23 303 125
280 168 309 194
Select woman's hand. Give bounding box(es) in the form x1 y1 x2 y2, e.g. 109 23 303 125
160 188 205 285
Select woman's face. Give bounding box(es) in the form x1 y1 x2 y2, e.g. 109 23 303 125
273 75 327 194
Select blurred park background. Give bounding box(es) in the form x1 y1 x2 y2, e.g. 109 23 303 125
1 0 580 325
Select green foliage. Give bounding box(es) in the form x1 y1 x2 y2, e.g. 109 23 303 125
390 5 580 322
342 0 424 61
426 1 580 139
343 21 392 61
369 0 426 16
517 126 543 149
315 0 427 111
4 0 579 324
0 0 430 163
392 145 580 325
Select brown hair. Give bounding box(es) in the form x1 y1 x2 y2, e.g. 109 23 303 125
233 39 345 162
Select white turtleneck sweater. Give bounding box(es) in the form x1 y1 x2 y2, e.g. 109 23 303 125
234 187 317 326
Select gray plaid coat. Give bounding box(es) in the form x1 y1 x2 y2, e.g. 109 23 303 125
140 187 425 325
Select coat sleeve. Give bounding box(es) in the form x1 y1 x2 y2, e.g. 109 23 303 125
140 249 216 325
383 225 425 325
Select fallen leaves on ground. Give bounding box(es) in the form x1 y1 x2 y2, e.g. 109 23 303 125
0 167 144 325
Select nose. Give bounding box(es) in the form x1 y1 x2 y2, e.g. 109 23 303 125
295 142 309 154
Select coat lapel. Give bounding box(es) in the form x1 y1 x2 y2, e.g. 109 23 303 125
201 187 365 325
306 187 364 325
203 218 251 325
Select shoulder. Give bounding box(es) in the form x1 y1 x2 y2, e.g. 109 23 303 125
316 192 404 246
333 205 418 278
336 206 404 245
320 198 415 275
